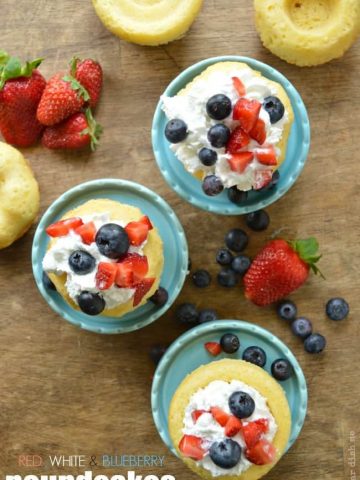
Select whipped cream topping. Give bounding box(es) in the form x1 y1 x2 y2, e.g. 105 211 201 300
162 66 289 191
183 380 277 477
42 212 146 309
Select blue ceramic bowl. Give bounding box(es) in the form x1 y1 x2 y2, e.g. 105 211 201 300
152 320 307 456
152 56 310 215
32 179 188 334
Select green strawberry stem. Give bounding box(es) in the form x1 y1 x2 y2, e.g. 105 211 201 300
0 50 43 89
62 74 90 102
82 108 103 151
69 56 80 77
288 237 324 278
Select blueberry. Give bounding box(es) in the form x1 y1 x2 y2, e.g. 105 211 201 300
217 268 238 287
95 223 129 259
202 175 224 196
231 255 251 275
326 298 349 321
271 359 293 381
198 147 218 166
209 439 241 469
176 303 199 325
68 250 96 275
245 210 270 231
227 187 248 205
220 333 240 354
257 170 280 191
242 346 267 367
77 291 105 316
164 118 188 143
199 308 218 323
192 269 211 288
42 271 56 291
304 333 326 354
291 317 312 339
207 124 230 148
277 300 297 321
216 248 234 266
225 229 248 252
229 391 255 419
206 94 232 121
263 96 285 124
149 345 167 365
149 287 168 307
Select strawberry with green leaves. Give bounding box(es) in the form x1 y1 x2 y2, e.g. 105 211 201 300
0 51 46 147
244 237 322 306
72 57 103 108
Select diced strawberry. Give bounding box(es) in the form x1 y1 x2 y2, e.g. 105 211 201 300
139 215 153 230
115 263 134 288
255 146 277 166
233 98 261 133
179 435 206 461
245 439 276 465
95 262 117 290
75 221 96 244
133 277 155 306
225 416 243 437
118 253 149 284
242 419 269 448
226 126 250 154
192 410 207 423
249 118 266 145
125 221 149 246
204 342 222 356
46 217 83 237
210 407 230 427
253 170 273 190
228 152 254 173
232 76 246 97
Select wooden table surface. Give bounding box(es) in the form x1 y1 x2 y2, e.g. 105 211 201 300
1 1 359 478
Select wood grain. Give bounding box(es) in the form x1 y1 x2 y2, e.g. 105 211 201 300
0 1 359 479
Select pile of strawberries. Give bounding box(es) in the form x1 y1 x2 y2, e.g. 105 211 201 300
0 51 103 150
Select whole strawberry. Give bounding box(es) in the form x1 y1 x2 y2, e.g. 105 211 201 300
37 72 90 126
72 57 103 108
42 108 102 150
244 238 322 306
0 51 46 147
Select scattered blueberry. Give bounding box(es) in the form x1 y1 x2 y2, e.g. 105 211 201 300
96 223 129 259
202 175 224 196
257 170 280 191
176 303 199 325
263 96 285 124
231 255 251 275
304 333 326 354
68 250 96 275
242 346 267 367
209 439 242 469
216 248 233 266
227 187 248 205
165 118 188 143
198 147 218 166
291 317 313 339
207 124 230 148
217 268 238 287
277 300 297 321
192 269 211 288
77 291 105 316
225 228 248 252
271 359 293 381
326 298 349 321
229 391 255 419
149 287 168 307
220 333 240 354
42 271 56 291
245 210 270 231
206 94 232 120
149 345 167 365
199 308 218 323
